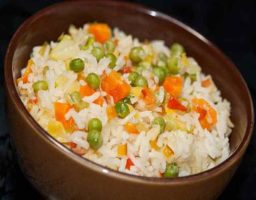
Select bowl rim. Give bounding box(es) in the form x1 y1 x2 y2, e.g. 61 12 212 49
4 0 254 185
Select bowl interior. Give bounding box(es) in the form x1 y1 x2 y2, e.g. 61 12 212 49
7 1 253 170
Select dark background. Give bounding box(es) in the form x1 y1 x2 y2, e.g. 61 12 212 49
0 0 255 199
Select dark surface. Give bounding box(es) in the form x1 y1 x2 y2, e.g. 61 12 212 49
0 0 255 199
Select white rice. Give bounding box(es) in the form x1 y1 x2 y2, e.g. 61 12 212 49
17 23 233 177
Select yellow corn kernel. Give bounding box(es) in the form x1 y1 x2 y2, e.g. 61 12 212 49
150 139 160 151
130 87 143 97
113 50 119 57
27 58 34 68
124 55 129 62
66 81 80 94
145 54 153 63
163 145 174 158
117 143 127 157
47 119 66 141
181 53 189 66
164 104 175 114
134 112 140 119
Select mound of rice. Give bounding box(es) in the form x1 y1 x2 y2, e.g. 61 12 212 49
17 23 233 177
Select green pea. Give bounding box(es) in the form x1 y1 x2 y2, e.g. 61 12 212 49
153 67 166 84
32 80 48 92
164 163 179 178
128 72 139 85
86 73 100 89
104 40 115 53
115 101 130 119
88 118 102 132
134 75 148 87
134 61 151 75
87 129 103 150
153 117 166 134
170 43 184 56
69 58 85 73
138 61 151 69
159 65 170 76
92 47 104 61
129 47 145 64
167 56 179 74
81 37 95 50
105 53 117 69
189 74 197 82
135 66 145 74
121 96 131 104
184 72 197 82
156 59 168 69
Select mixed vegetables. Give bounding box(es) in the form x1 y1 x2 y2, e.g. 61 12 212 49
17 23 220 177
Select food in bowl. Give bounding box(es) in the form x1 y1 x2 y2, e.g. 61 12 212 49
16 23 233 177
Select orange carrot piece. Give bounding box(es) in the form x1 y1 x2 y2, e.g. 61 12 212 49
140 87 156 107
122 66 133 73
79 85 95 97
54 102 74 130
20 59 34 83
167 97 187 112
69 142 77 148
125 158 134 170
72 146 86 155
88 23 111 43
124 122 139 134
202 78 211 87
101 71 130 103
163 145 174 158
114 39 119 46
106 105 117 120
192 98 217 130
163 76 183 98
196 107 207 121
28 97 38 105
93 96 105 106
113 83 130 103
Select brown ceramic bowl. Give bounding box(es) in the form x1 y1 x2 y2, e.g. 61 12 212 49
4 1 254 200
